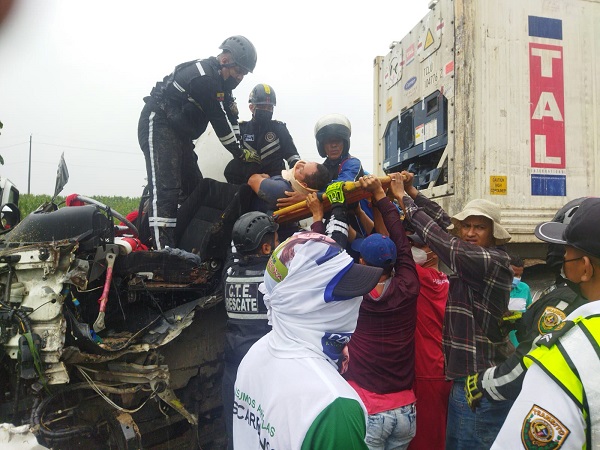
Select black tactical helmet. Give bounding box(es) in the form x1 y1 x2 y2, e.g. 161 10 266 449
314 114 352 158
219 35 257 73
232 211 279 253
545 197 587 271
249 84 276 106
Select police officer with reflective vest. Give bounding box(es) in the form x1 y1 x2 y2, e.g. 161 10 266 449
465 199 588 407
138 36 259 250
222 211 279 450
492 197 600 449
224 84 301 185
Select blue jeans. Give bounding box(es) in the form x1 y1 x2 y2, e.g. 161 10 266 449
445 379 513 449
366 403 416 450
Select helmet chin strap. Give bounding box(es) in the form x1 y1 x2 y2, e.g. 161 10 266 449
219 54 237 72
328 151 348 163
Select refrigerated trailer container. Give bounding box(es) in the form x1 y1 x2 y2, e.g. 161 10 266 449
372 0 599 258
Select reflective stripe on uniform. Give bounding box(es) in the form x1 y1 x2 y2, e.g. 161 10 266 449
242 141 258 153
220 133 238 146
481 364 525 401
217 101 239 147
326 218 348 236
526 316 600 448
173 63 205 111
146 111 162 248
260 140 281 159
556 300 569 310
226 276 264 284
148 217 177 227
227 312 268 320
526 335 584 410
560 321 600 445
481 330 545 401
173 80 186 93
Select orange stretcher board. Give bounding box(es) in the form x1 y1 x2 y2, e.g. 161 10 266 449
274 176 392 224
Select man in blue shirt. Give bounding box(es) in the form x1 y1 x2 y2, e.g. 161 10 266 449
247 160 330 213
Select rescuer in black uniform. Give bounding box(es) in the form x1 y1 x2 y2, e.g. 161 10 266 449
465 198 588 408
221 211 279 449
224 83 301 184
138 35 259 250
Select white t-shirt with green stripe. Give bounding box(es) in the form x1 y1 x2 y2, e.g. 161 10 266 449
233 335 368 450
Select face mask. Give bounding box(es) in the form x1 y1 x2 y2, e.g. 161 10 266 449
511 277 521 288
560 266 585 299
254 109 273 123
223 76 241 91
411 247 428 266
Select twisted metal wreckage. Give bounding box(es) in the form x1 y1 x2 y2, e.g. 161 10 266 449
0 158 384 448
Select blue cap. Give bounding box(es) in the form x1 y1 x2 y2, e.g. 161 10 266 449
351 234 397 268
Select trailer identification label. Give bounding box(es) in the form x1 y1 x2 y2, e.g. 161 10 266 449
528 16 566 196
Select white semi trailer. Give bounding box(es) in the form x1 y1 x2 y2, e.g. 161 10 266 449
372 0 599 259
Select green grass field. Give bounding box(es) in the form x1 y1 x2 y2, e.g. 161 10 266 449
18 194 142 221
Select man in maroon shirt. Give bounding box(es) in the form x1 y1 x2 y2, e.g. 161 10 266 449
343 175 420 450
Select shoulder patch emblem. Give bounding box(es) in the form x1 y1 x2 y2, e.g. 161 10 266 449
538 306 567 334
265 131 276 143
521 404 570 449
216 92 224 102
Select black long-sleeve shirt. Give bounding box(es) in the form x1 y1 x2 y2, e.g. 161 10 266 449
146 56 243 158
239 119 300 176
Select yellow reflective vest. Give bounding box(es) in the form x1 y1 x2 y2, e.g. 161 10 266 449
525 315 600 449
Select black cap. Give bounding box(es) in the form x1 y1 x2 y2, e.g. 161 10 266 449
332 263 383 298
535 198 600 259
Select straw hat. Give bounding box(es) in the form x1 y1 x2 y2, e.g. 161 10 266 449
447 199 511 245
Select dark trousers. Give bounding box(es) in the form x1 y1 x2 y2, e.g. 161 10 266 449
445 379 514 449
138 104 202 249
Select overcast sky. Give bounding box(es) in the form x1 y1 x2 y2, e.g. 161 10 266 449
0 0 429 197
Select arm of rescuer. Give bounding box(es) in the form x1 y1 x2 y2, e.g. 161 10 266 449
324 182 349 249
189 74 259 163
353 200 375 236
306 183 349 249
363 174 419 297
307 188 351 377
310 179 375 243
307 192 325 234
466 284 586 409
276 189 307 209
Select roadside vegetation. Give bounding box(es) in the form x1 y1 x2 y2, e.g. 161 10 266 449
19 194 141 220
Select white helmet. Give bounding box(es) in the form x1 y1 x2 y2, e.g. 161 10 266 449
314 114 351 158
